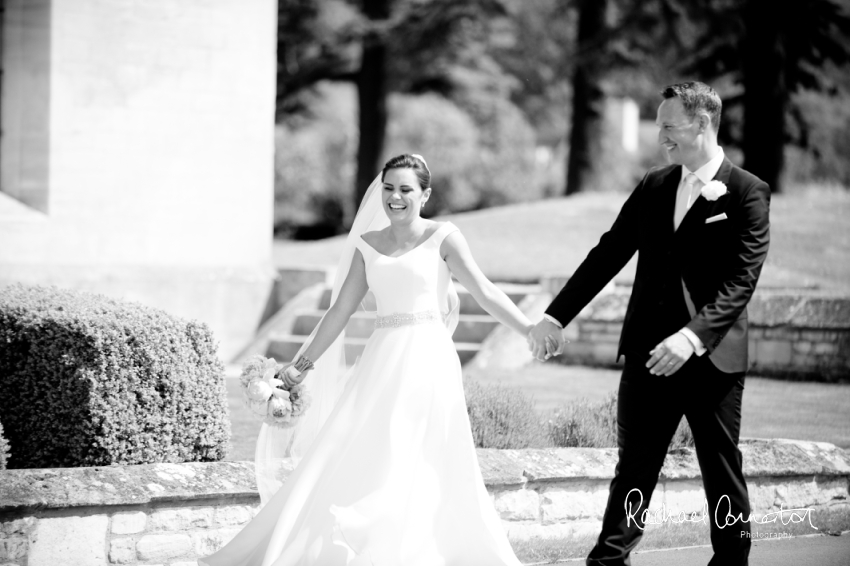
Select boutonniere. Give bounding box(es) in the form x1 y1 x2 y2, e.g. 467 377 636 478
701 180 727 201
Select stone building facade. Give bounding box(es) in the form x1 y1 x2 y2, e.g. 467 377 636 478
0 0 277 359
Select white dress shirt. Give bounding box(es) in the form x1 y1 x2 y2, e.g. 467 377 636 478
677 148 726 202
675 148 725 356
544 149 727 358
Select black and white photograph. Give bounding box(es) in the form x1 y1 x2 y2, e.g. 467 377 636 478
1 1 849 565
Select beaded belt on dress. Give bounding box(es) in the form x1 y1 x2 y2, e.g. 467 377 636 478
374 309 443 329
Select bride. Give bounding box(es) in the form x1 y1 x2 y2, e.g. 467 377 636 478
200 154 540 566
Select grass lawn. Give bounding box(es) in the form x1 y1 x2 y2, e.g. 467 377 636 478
224 364 850 462
274 184 850 291
467 364 850 449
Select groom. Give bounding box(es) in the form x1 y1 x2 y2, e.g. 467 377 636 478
529 82 770 566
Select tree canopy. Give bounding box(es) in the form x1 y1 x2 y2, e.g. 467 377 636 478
274 0 850 226
684 0 850 191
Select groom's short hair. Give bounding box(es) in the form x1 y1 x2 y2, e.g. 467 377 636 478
661 82 722 132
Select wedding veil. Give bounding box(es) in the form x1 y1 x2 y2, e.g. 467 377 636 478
255 166 460 505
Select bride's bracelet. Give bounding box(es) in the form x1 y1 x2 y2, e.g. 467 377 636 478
293 356 314 373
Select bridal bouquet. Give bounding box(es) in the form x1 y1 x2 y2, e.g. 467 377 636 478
239 355 312 428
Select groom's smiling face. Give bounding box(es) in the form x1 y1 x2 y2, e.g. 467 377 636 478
656 97 703 168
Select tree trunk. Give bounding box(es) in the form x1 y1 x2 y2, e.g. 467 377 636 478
741 0 785 193
565 0 607 195
354 0 391 214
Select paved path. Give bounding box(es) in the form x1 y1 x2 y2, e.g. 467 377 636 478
553 534 850 565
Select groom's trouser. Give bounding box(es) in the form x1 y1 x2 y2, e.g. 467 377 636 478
586 354 751 566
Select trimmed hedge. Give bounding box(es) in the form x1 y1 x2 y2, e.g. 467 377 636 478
549 392 694 451
548 392 619 449
0 284 230 468
0 419 9 470
464 380 695 452
464 379 549 449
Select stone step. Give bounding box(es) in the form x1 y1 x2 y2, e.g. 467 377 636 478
291 311 500 343
452 315 501 343
267 334 481 365
267 334 369 364
291 311 375 339
317 284 538 315
457 286 534 316
288 283 539 367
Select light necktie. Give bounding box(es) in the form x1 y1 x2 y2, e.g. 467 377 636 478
675 172 701 319
674 173 700 230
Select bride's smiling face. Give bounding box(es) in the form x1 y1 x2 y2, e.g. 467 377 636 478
382 167 431 222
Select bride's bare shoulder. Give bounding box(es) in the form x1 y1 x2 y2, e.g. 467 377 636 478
424 220 445 236
428 219 460 235
361 228 390 247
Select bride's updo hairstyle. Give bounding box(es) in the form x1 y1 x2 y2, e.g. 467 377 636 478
381 154 431 190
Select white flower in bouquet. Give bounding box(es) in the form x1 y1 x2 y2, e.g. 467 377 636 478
246 380 273 402
289 384 312 417
272 388 291 400
262 364 279 384
238 355 315 428
240 355 279 388
268 396 293 422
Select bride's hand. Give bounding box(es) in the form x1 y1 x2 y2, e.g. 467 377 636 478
290 369 310 387
527 319 568 361
280 364 309 388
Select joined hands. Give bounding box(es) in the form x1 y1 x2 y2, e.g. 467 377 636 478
527 319 568 362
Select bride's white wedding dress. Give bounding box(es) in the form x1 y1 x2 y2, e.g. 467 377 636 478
200 221 522 566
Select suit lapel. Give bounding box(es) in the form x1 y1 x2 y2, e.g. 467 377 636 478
676 157 733 237
677 193 709 235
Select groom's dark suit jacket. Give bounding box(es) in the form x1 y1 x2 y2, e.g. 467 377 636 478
546 158 770 373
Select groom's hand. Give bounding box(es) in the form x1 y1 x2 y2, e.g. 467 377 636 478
647 332 694 376
528 319 565 362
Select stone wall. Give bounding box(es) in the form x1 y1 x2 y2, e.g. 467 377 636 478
0 462 260 566
1 440 847 565
542 280 850 381
258 267 334 330
269 271 849 379
482 439 850 541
